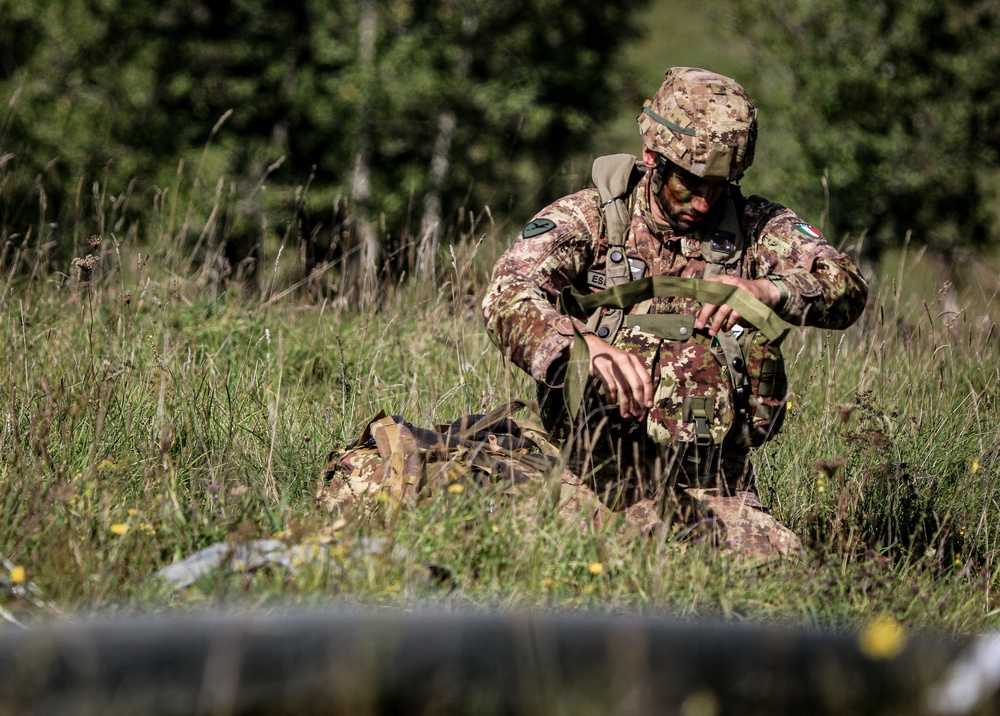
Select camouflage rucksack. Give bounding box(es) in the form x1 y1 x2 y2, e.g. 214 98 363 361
318 401 801 561
317 400 626 530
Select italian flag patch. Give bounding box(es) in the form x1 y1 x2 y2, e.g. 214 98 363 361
794 222 823 239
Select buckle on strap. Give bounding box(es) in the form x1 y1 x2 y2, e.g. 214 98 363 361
682 396 715 448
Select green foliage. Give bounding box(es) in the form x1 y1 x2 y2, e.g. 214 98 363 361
1 0 648 277
728 0 1000 260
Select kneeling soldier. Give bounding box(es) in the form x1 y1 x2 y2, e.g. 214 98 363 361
482 67 868 558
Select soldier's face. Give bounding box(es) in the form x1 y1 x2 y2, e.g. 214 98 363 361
656 165 726 233
643 149 727 233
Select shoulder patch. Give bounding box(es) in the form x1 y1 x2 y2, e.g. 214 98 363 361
522 218 556 238
793 222 823 239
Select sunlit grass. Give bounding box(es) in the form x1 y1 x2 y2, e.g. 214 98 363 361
1 178 998 638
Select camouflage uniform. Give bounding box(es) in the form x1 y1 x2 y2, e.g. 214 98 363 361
481 69 868 558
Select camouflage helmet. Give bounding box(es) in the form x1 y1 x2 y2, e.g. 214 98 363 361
638 67 758 182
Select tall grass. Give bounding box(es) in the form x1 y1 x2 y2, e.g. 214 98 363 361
1 176 998 638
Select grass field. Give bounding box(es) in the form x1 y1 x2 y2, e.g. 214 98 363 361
1 206 998 640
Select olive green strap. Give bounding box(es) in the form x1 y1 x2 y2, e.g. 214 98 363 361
448 399 531 440
564 331 591 424
560 276 794 421
562 276 792 344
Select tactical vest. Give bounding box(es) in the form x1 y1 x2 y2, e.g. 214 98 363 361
586 154 748 342
559 155 791 478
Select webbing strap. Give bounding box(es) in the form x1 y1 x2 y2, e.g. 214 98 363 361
562 276 792 344
449 399 531 440
560 276 793 422
590 154 643 342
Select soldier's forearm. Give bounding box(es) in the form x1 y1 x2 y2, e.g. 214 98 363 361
772 259 868 328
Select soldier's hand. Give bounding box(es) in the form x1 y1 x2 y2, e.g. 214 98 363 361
695 275 782 337
583 333 654 420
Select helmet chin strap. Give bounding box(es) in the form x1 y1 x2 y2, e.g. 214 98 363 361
647 164 680 233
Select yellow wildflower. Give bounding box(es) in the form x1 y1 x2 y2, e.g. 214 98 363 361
110 523 129 536
681 689 720 716
447 483 464 494
971 458 980 476
10 566 26 584
858 615 906 660
540 578 555 590
588 562 604 575
490 524 500 533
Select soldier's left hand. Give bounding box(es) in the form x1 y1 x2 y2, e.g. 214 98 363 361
695 275 781 337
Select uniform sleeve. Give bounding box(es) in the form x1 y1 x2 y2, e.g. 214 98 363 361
744 197 869 329
482 192 600 385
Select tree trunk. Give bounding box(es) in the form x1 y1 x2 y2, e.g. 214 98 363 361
415 111 456 281
346 0 380 308
414 11 476 282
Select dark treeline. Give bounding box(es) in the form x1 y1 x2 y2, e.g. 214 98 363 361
0 0 647 301
3 0 999 305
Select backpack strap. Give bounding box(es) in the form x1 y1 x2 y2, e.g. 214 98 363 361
564 277 791 343
700 185 748 279
561 276 792 422
588 154 645 340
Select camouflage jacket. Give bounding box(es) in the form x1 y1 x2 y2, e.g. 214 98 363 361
482 171 868 386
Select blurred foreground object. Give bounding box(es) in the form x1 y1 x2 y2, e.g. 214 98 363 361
0 610 993 715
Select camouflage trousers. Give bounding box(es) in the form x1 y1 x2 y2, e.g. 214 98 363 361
319 401 800 562
538 384 802 560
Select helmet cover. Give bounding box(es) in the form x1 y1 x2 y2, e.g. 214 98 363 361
638 67 758 181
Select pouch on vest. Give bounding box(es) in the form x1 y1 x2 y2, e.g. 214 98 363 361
736 330 787 447
561 277 792 462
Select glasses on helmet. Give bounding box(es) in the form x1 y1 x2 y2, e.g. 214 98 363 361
656 159 727 195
